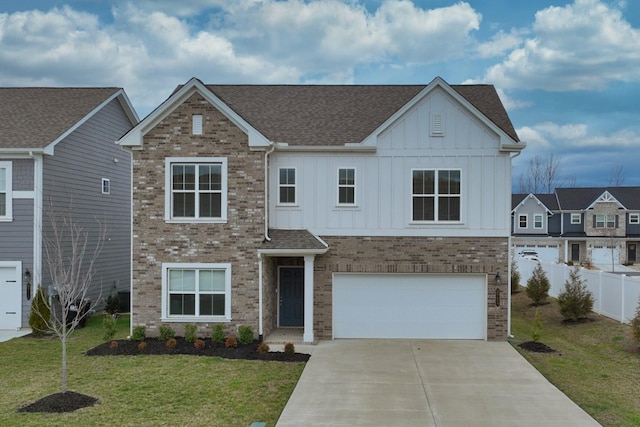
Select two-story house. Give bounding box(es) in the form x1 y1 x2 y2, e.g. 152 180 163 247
0 87 138 331
512 187 640 265
119 77 524 342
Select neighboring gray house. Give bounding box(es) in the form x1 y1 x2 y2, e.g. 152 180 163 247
0 88 138 330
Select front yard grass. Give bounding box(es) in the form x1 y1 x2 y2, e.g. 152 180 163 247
0 315 304 427
511 287 640 427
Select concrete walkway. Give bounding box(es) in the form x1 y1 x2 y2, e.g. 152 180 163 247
277 340 600 427
0 329 31 343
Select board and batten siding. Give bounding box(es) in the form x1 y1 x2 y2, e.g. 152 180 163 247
41 98 133 306
269 88 512 237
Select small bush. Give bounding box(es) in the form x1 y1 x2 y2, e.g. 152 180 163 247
557 266 594 321
158 325 175 340
211 324 226 343
102 314 117 341
238 325 254 345
526 263 550 306
131 325 146 341
257 342 270 354
194 338 205 349
109 340 119 349
631 297 640 345
284 342 295 356
531 308 542 342
225 336 238 348
166 338 177 348
510 260 521 294
184 324 198 343
104 293 120 315
137 341 147 351
29 285 50 337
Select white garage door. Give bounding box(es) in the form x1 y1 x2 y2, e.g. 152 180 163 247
591 246 619 265
517 245 559 263
333 273 486 339
0 263 22 330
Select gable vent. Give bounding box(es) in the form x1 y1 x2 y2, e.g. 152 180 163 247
431 113 444 136
192 115 203 135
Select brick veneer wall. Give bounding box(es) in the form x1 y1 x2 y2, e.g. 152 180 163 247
585 202 626 237
313 236 510 341
131 93 265 337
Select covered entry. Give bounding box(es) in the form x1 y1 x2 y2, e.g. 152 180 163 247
333 273 486 339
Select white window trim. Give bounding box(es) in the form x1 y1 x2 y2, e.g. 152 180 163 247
0 161 13 221
192 115 203 135
533 213 543 229
571 213 581 224
337 167 357 206
630 213 640 224
595 214 616 229
277 167 297 206
164 157 228 223
518 214 528 229
410 168 462 224
101 178 110 195
161 262 232 322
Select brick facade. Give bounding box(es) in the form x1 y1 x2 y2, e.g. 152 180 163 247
585 202 625 237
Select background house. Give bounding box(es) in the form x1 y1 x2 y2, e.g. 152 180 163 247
0 88 138 330
120 77 524 342
512 187 640 265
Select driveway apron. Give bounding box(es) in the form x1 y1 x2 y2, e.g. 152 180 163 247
276 340 600 427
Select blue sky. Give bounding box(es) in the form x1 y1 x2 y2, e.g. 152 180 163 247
1 0 639 189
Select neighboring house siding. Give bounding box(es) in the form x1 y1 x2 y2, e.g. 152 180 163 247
513 198 548 235
12 159 34 191
628 213 640 236
562 213 584 235
132 93 266 336
548 214 561 235
585 202 625 237
42 98 132 305
271 89 511 236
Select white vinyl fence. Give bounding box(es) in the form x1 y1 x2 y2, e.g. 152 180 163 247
516 258 640 324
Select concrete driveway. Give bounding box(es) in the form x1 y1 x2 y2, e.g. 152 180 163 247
276 340 600 427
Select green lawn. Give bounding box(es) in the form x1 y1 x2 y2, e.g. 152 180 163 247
0 315 304 427
511 288 640 427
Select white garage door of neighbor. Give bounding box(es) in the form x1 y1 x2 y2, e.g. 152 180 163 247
518 246 559 263
333 274 486 339
0 264 22 330
591 247 619 265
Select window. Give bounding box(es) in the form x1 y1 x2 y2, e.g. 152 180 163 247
571 213 581 224
337 168 355 205
165 158 227 222
102 178 110 194
192 115 203 135
630 213 640 224
595 214 616 229
278 168 296 204
533 214 543 229
412 169 460 222
162 263 231 320
518 215 527 228
0 162 12 220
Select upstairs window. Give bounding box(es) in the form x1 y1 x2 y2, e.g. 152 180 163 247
595 214 616 229
630 213 640 224
518 215 528 228
533 214 543 229
0 162 12 220
165 158 227 222
571 213 581 224
412 169 460 222
337 168 356 205
278 168 296 205
102 178 110 194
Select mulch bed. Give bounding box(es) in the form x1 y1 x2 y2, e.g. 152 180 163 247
518 341 556 353
18 391 98 413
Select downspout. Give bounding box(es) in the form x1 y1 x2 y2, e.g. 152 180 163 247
264 143 275 241
508 149 522 338
258 252 263 342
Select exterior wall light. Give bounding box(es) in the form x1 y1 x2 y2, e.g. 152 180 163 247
494 271 501 307
24 269 32 300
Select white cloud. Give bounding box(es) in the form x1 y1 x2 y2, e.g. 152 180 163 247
517 121 640 149
482 0 640 90
495 88 532 111
476 28 525 58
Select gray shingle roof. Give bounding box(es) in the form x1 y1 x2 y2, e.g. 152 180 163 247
0 87 121 149
202 83 519 146
262 229 328 251
556 187 640 210
512 193 558 211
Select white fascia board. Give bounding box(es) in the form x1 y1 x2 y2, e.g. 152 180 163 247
512 193 553 214
274 144 376 153
118 77 271 149
586 190 626 210
257 248 329 257
115 89 141 126
0 148 46 158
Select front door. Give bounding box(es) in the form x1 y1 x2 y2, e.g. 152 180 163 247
571 244 580 262
0 265 21 330
279 267 304 327
629 244 637 263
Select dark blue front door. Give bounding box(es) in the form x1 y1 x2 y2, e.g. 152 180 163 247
279 267 304 327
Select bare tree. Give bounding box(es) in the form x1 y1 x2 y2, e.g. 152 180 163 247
607 165 625 187
32 201 106 394
518 153 576 193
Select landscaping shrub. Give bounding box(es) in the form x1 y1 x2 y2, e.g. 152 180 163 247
104 293 120 315
284 342 295 356
257 342 270 354
29 285 50 337
131 325 146 341
631 297 640 346
102 314 117 341
158 325 175 340
184 324 197 343
166 338 177 348
238 325 254 345
211 324 225 343
225 337 238 348
557 266 594 321
194 338 205 349
511 260 521 294
526 263 550 305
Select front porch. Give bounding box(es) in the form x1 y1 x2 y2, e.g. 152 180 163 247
263 327 317 345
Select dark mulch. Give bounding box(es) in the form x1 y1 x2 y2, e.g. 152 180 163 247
18 391 98 413
85 337 311 362
519 341 556 353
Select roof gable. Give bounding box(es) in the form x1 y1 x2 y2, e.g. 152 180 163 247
556 187 640 210
512 193 556 213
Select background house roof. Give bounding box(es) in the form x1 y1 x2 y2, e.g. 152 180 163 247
555 187 640 210
0 87 121 149
261 229 328 251
512 193 558 211
201 83 519 146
